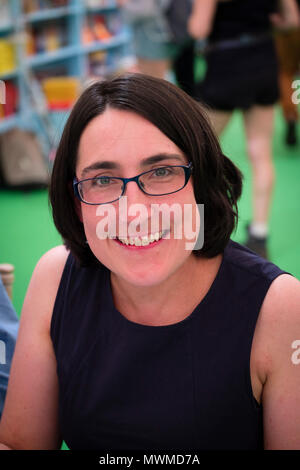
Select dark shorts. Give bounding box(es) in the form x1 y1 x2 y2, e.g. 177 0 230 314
195 38 280 111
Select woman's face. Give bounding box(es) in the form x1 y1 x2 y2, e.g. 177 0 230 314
76 108 200 286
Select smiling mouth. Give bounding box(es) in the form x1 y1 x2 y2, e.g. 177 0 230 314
114 230 168 247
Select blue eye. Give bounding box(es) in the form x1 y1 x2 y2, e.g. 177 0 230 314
92 177 111 186
153 168 171 177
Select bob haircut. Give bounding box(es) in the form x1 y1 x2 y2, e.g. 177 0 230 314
49 73 243 266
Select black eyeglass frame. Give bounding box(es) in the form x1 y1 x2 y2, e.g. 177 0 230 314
73 162 193 205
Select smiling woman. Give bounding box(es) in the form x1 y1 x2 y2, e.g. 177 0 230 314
50 73 242 267
0 74 300 451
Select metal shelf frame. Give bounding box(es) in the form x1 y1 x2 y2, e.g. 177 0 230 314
0 0 130 147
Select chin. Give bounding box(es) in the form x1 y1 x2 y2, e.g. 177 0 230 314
114 261 180 288
89 236 190 286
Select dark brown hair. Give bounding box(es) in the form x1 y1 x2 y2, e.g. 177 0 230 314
49 73 242 265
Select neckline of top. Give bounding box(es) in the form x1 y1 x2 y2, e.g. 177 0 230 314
103 242 231 331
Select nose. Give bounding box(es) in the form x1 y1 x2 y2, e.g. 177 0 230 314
121 178 148 204
118 179 152 232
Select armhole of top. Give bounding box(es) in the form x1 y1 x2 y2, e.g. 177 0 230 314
245 270 291 410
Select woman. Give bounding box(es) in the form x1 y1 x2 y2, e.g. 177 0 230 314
188 0 300 259
0 74 299 450
118 0 195 94
0 274 19 419
274 0 300 145
118 0 177 79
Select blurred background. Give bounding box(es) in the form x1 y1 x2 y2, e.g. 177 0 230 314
0 0 299 316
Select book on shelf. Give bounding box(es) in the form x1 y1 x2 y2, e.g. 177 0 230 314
23 0 69 14
0 0 11 29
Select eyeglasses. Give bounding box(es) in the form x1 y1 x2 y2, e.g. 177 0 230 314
73 162 193 205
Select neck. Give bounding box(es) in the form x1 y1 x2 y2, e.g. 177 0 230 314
110 253 222 326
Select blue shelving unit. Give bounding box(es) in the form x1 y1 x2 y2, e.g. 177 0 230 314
0 24 14 35
0 0 131 157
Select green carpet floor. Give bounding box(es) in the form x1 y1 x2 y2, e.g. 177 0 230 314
0 106 299 317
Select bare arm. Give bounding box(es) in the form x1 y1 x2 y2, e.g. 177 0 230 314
0 246 69 450
256 274 300 449
270 0 300 30
188 0 218 40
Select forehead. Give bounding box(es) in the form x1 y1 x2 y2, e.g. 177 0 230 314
76 108 184 173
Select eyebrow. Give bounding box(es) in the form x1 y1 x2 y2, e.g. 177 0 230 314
80 153 186 178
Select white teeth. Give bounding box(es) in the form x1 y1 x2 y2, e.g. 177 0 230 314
117 231 163 246
141 236 149 246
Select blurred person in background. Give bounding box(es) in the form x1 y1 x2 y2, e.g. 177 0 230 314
0 276 19 420
117 0 180 79
164 0 196 96
188 0 300 259
274 0 300 146
118 0 195 95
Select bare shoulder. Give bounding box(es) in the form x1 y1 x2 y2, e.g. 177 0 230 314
259 274 300 347
253 274 300 448
22 244 70 332
34 244 69 278
31 244 69 289
251 274 300 400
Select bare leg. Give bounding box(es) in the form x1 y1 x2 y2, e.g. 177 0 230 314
137 58 171 80
206 109 232 136
242 105 275 227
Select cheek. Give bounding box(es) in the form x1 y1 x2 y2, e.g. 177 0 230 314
168 187 198 235
81 208 115 266
82 205 118 248
81 206 100 241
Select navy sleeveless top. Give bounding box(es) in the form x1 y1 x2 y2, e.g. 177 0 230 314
51 240 286 450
